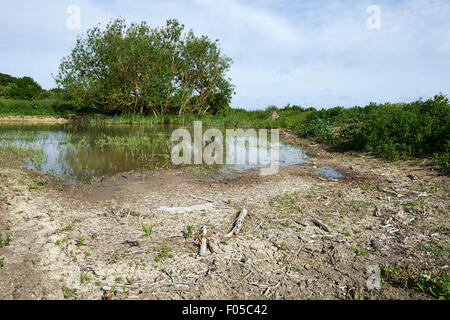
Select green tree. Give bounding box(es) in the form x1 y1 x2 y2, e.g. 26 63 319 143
0 73 17 86
7 76 42 100
55 18 234 115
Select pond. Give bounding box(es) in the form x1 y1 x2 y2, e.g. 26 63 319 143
0 123 318 184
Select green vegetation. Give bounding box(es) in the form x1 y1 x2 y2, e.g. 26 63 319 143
75 235 86 246
0 98 76 117
79 272 92 284
58 224 73 233
185 225 193 238
0 131 46 168
56 18 233 115
154 239 174 262
0 232 11 247
138 222 154 238
416 242 450 255
0 72 17 86
76 105 310 129
269 192 299 216
62 286 77 299
352 245 366 256
300 94 450 172
0 71 76 116
119 208 142 218
7 76 42 100
381 265 449 300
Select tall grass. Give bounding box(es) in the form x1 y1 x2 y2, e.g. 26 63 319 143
79 107 310 129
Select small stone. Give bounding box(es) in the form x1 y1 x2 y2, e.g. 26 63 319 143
313 219 330 232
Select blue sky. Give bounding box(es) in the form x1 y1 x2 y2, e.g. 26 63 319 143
1 0 449 109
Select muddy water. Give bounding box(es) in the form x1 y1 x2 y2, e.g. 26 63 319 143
0 124 343 184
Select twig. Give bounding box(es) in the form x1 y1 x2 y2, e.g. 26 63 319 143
159 203 214 214
190 195 215 203
199 226 208 256
225 208 248 238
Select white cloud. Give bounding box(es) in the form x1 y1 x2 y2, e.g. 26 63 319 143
194 0 298 45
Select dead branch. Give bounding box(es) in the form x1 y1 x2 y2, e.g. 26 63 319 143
158 203 214 214
225 208 248 238
199 226 208 256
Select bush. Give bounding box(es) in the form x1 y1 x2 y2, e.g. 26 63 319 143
298 94 450 171
301 118 334 143
351 95 449 160
6 76 43 100
0 98 76 117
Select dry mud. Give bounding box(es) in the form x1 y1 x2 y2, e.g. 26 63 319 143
0 116 69 124
0 132 448 300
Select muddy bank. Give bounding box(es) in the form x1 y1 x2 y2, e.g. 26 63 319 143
0 116 70 124
0 135 448 300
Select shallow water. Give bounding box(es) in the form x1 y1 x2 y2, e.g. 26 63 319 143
315 165 345 179
0 124 319 184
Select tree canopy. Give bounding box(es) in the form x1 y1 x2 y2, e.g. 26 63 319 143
5 76 42 100
56 18 234 115
0 72 17 86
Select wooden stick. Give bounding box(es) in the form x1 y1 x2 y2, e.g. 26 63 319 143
158 203 214 214
189 195 214 203
199 226 208 256
225 208 248 238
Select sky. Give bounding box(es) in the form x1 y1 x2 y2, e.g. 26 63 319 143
0 0 449 109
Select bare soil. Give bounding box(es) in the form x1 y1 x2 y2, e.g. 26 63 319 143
0 131 448 300
0 116 69 124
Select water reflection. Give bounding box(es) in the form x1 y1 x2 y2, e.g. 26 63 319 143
315 165 345 179
0 124 313 184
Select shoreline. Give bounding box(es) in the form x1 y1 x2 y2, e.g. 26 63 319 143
0 115 70 124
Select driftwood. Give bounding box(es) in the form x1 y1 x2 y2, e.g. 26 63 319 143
199 226 208 256
158 203 214 214
225 208 248 238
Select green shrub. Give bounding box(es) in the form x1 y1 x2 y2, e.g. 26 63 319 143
0 98 76 117
299 94 450 171
6 76 42 100
301 118 335 143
